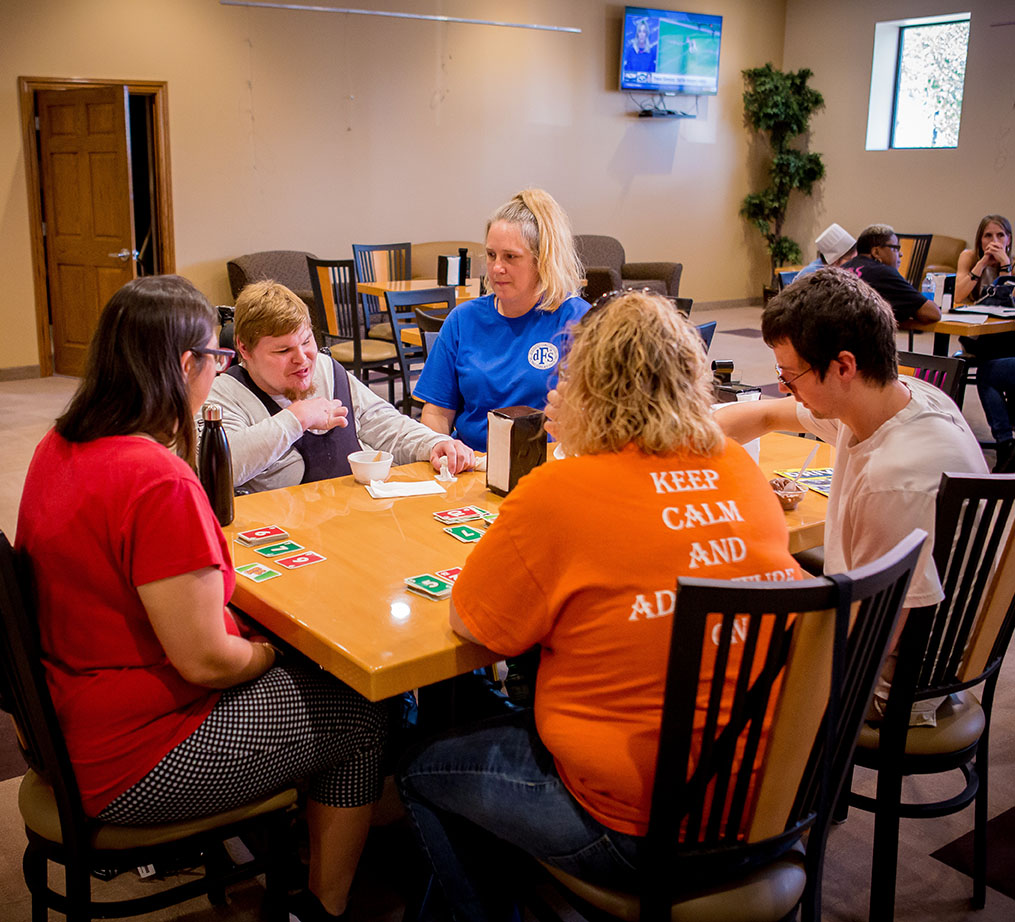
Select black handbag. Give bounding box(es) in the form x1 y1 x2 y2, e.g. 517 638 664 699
975 275 1015 308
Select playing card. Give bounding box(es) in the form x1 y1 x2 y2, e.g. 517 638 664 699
276 551 327 569
235 562 282 583
444 524 483 544
433 506 483 524
236 525 289 547
405 573 454 599
434 567 463 582
255 540 304 558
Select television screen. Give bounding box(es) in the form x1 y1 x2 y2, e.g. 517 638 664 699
620 6 723 95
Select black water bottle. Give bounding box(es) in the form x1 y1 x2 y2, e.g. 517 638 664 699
199 403 234 527
458 246 470 286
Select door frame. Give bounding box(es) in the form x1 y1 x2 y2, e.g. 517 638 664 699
18 76 175 377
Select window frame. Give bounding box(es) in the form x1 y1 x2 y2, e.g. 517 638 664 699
865 11 971 152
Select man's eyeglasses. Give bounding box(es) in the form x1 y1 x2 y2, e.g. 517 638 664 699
881 244 901 251
775 364 813 392
192 347 235 372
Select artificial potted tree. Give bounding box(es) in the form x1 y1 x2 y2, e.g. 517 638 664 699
740 63 825 294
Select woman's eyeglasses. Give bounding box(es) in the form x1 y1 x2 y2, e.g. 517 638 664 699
192 347 235 372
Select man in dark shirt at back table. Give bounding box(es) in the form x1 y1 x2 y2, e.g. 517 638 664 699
841 223 941 324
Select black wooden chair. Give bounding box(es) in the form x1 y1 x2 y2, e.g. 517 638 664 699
307 256 400 404
385 287 456 414
0 530 298 922
523 530 926 922
352 242 412 342
897 349 968 408
414 306 452 360
896 233 933 287
839 473 1015 921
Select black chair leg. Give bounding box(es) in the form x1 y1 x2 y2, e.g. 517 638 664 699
264 813 293 922
868 765 904 922
66 859 94 922
973 741 989 909
206 840 229 906
23 844 48 922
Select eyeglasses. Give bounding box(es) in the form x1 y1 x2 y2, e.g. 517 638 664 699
191 346 235 372
775 364 814 391
880 243 901 251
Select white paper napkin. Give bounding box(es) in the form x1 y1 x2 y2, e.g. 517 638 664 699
365 480 447 499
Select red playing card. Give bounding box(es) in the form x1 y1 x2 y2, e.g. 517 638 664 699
435 567 463 582
236 525 289 546
276 551 327 569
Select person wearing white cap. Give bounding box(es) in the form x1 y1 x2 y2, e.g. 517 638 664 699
796 222 858 278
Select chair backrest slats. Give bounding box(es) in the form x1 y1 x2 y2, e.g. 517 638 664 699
306 258 367 378
384 287 457 412
639 530 925 922
897 350 967 405
916 474 1015 687
352 242 412 321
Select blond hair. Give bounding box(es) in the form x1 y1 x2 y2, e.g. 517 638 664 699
554 291 723 457
487 188 583 312
234 280 311 349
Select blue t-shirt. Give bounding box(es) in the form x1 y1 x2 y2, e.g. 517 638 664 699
414 294 589 451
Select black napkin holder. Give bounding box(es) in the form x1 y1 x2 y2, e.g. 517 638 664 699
486 406 546 496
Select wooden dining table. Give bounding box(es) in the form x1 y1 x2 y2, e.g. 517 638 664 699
899 313 1015 356
356 277 480 304
225 432 833 702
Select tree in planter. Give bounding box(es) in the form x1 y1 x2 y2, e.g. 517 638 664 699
740 64 825 288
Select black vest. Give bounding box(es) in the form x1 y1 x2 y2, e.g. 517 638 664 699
226 358 361 483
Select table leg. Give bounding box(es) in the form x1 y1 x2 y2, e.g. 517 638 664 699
933 331 951 356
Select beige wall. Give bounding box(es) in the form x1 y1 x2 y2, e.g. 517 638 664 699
1 0 788 372
782 0 1015 257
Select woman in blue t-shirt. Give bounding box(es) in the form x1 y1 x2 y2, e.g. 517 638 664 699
415 188 590 451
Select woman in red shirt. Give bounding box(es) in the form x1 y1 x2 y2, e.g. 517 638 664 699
17 275 384 922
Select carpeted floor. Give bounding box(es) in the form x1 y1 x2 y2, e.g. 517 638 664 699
933 804 1015 901
1 719 26 782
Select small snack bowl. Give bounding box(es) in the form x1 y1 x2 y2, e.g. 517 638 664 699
348 450 393 484
769 477 806 511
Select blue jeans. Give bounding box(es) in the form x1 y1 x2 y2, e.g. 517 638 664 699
398 711 642 922
977 356 1015 442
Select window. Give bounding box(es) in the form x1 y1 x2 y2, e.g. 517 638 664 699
866 13 970 151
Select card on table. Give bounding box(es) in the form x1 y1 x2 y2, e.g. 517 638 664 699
433 506 484 524
276 550 327 569
235 562 282 583
444 524 483 544
236 525 290 547
434 567 462 582
255 540 304 558
405 573 454 599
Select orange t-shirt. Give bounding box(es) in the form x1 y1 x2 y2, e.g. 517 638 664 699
453 440 803 836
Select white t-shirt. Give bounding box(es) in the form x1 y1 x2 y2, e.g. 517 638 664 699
796 376 987 608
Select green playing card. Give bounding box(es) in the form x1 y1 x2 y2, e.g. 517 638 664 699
256 540 304 558
444 524 483 544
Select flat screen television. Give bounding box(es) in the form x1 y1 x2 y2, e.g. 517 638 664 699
620 6 723 95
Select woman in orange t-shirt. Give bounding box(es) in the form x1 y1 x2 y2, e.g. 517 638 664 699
398 291 802 920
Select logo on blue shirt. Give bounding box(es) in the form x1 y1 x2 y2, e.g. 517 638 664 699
528 342 558 370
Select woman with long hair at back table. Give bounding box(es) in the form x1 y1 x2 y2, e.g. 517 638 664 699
16 275 386 922
955 215 1015 469
414 188 589 452
399 290 804 922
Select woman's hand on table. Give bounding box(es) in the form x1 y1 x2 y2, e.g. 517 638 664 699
431 439 476 474
544 387 563 440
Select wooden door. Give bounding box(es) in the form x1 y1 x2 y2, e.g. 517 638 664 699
38 86 136 376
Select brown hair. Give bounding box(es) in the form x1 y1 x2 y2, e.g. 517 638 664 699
974 214 1012 260
553 290 722 456
762 268 898 385
55 275 215 464
486 189 583 312
234 280 311 349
